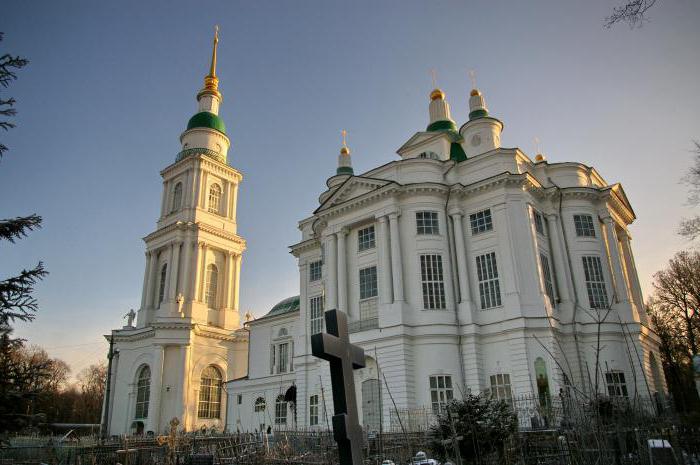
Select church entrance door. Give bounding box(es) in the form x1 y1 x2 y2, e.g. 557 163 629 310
361 378 381 432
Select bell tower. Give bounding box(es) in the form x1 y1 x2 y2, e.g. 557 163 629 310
136 26 245 330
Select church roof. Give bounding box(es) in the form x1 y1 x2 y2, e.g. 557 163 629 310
265 295 300 318
187 111 226 134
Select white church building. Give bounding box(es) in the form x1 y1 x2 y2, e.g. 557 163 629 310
103 33 666 436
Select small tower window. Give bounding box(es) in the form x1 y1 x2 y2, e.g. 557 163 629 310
171 182 183 213
418 151 439 160
208 183 222 214
205 264 218 308
158 264 167 304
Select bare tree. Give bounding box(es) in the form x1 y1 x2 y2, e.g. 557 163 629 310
679 141 700 241
76 363 107 423
652 250 700 356
604 0 659 28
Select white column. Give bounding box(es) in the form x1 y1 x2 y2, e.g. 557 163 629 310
179 345 191 428
191 164 201 209
230 182 239 223
377 216 393 304
619 231 645 310
388 212 404 302
325 234 338 310
193 242 205 302
200 172 209 208
168 241 181 301
181 234 193 302
546 214 571 304
160 181 169 217
451 212 470 303
150 344 164 433
140 251 153 310
147 250 160 310
601 217 629 303
225 252 235 309
337 230 348 315
232 254 242 312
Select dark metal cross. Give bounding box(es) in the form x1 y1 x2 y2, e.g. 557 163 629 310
311 309 365 465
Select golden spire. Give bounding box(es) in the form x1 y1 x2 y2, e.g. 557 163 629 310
429 69 444 101
200 25 221 98
340 129 350 155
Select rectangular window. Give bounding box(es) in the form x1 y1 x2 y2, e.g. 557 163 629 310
420 254 446 309
582 256 608 309
309 395 319 426
490 374 513 402
309 260 322 282
357 225 376 252
476 252 502 309
277 343 289 374
416 211 440 235
539 253 555 304
605 371 628 397
359 266 378 300
469 208 493 235
574 214 596 237
310 296 324 335
237 394 242 405
533 210 546 236
429 375 453 414
270 345 275 375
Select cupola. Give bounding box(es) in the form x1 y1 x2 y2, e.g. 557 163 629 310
459 86 503 158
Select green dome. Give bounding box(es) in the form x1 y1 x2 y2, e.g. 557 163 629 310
186 111 226 134
265 295 300 318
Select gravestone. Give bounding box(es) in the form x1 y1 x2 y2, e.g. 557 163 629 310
311 309 366 465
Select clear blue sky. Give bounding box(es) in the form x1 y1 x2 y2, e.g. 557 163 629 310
1 0 699 376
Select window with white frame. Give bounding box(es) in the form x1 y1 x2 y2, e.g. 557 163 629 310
469 209 493 235
574 214 596 237
420 254 446 309
309 395 319 426
605 371 628 397
429 375 453 414
533 210 546 236
359 266 378 300
275 395 287 425
582 256 608 308
476 252 501 309
357 225 376 252
254 396 266 412
208 183 222 214
134 365 151 419
272 342 289 374
205 264 218 308
309 296 324 335
197 366 222 419
489 373 512 402
171 182 183 213
539 253 555 304
416 211 439 235
158 264 167 305
309 260 322 282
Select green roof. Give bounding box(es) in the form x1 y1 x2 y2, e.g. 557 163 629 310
265 295 300 318
186 111 226 134
426 120 457 132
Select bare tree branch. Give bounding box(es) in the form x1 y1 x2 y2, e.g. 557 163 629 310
604 0 658 28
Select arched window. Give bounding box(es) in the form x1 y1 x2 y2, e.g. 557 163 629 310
171 182 183 213
134 365 151 419
254 396 266 412
197 366 222 419
205 264 218 308
208 183 222 214
158 264 167 304
534 357 551 407
275 394 287 425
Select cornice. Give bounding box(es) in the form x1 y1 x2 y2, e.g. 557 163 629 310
194 324 247 342
197 222 247 248
289 237 320 257
144 221 192 244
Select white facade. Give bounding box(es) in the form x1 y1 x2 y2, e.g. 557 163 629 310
104 33 249 435
226 86 666 433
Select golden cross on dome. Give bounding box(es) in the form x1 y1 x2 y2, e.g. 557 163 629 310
534 136 541 154
341 129 348 148
469 70 477 90
430 69 437 88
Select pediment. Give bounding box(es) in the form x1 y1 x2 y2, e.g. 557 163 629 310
397 131 457 156
315 177 392 213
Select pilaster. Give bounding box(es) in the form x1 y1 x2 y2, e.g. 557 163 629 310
337 229 348 316
377 216 393 305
